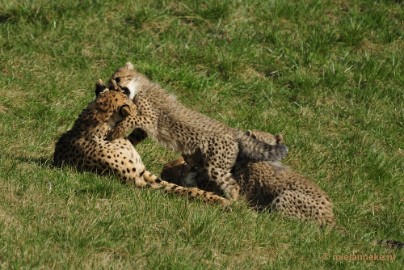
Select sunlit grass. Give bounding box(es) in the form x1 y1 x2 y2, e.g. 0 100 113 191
0 0 402 268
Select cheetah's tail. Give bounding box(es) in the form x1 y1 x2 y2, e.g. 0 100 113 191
237 134 288 162
141 170 231 208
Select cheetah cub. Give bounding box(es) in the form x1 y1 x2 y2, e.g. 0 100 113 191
108 62 288 201
162 130 335 226
53 81 230 207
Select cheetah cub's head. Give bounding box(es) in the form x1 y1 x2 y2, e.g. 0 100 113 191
92 79 136 127
109 62 143 100
245 130 284 145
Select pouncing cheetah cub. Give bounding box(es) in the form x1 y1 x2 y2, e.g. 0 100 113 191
161 130 335 227
108 62 288 201
53 81 230 207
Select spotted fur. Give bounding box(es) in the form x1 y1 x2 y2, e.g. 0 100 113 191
108 62 288 201
161 130 335 226
53 81 230 207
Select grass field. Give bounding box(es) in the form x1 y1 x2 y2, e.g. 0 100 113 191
0 0 403 268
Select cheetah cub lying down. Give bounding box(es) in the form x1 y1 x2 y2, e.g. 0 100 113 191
53 81 230 207
108 62 288 201
161 130 335 227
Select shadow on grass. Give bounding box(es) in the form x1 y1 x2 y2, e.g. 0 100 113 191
11 154 55 169
0 14 12 23
7 153 119 198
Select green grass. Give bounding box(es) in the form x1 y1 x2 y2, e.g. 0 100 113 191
0 0 403 268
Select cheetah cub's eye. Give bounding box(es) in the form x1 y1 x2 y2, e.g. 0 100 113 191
115 77 121 83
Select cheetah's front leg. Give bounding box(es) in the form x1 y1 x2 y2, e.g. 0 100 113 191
109 114 149 141
206 164 240 201
204 142 241 201
109 116 137 140
109 122 131 140
87 139 149 187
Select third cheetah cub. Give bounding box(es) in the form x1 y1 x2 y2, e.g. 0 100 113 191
162 130 335 227
108 62 288 201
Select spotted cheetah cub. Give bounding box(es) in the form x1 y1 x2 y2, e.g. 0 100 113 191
108 62 288 201
53 81 230 207
162 130 335 226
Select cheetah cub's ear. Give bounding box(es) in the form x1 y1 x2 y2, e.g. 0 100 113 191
125 62 134 70
245 130 254 137
245 129 284 145
119 105 132 117
110 79 119 91
95 79 107 96
275 134 284 144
